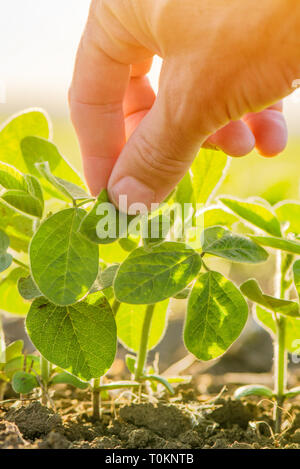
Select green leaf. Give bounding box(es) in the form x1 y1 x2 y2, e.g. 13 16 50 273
219 197 282 237
203 207 238 229
255 306 300 354
1 173 44 219
118 235 139 252
0 267 29 316
4 355 40 380
5 340 24 362
125 354 136 374
275 201 300 234
35 161 89 202
285 387 300 399
0 229 10 253
142 213 170 247
234 385 273 399
116 300 169 352
250 235 300 255
24 174 44 204
0 162 27 191
20 136 86 192
49 372 89 389
4 354 41 380
1 189 43 218
79 189 134 245
191 149 229 205
0 253 13 273
241 279 299 317
91 264 119 293
99 240 132 264
173 287 191 299
0 110 49 172
293 260 300 301
184 271 248 361
30 208 99 306
0 231 13 273
174 171 195 216
201 226 268 263
26 292 117 381
0 201 33 252
12 371 39 394
18 276 42 300
114 242 202 304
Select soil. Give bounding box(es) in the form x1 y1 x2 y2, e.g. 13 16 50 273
0 383 300 449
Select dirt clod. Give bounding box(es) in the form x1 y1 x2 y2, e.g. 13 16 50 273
91 435 122 449
120 403 192 438
37 430 70 449
127 428 151 448
207 398 257 429
0 385 299 449
6 402 62 439
179 430 203 448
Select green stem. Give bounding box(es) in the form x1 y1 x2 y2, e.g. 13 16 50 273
273 251 289 433
112 299 121 316
0 315 6 401
201 258 211 272
40 355 50 406
274 316 286 433
12 258 29 271
94 381 141 391
76 198 95 208
0 382 6 402
134 304 155 381
0 314 5 363
92 378 101 420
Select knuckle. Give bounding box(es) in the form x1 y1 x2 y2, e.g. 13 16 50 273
135 132 188 181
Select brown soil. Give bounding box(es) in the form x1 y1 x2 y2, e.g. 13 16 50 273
0 384 299 449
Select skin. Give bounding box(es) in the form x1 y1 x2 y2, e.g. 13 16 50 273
69 0 300 210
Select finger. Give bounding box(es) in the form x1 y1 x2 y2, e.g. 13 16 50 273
69 27 130 196
203 120 256 157
107 85 203 211
124 75 156 139
202 101 285 157
243 108 288 157
131 58 153 77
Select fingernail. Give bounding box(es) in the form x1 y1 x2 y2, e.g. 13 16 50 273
109 176 156 214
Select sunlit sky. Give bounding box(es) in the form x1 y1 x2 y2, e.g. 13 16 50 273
0 0 299 134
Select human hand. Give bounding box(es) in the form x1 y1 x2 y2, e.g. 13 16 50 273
69 0 300 209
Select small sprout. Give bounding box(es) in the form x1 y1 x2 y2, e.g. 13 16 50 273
12 371 38 394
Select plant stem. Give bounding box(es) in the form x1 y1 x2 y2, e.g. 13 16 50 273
0 315 6 401
134 304 155 381
0 314 5 363
40 355 50 406
75 198 95 208
273 251 289 433
112 299 121 316
94 381 141 391
274 315 286 433
92 378 101 420
12 258 29 271
0 382 6 402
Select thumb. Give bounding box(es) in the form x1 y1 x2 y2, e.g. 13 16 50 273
108 87 204 212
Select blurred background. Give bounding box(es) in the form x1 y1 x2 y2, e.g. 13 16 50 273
0 0 300 205
0 1 299 386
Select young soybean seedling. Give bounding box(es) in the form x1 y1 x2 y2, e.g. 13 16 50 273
219 197 300 433
0 109 270 418
0 108 294 427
